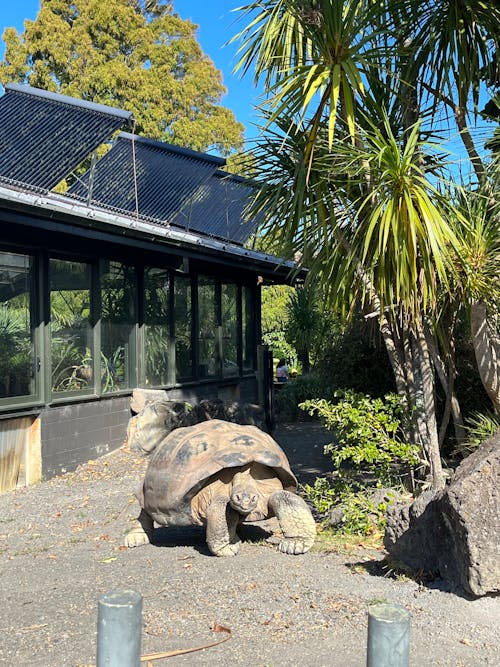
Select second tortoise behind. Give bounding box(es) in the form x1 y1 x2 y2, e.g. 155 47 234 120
125 419 316 556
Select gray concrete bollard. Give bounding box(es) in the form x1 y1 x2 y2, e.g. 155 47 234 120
97 590 143 667
367 603 410 667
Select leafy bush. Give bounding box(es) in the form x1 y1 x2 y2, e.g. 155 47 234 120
302 477 396 535
300 390 420 486
274 373 329 420
453 411 499 458
299 391 419 535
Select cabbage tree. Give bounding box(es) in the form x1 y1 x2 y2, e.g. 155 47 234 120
232 0 499 488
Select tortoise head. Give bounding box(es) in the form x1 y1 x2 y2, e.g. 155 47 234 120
228 466 259 516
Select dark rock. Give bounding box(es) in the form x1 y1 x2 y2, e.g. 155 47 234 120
189 399 264 428
190 398 226 423
384 490 444 575
329 506 345 528
127 398 265 456
384 430 500 596
223 401 265 428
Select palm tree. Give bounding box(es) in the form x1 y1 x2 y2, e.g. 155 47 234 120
284 283 324 373
407 0 500 181
233 0 499 487
451 174 500 414
248 104 457 487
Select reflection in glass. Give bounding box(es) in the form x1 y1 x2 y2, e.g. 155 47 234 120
50 259 93 393
222 283 238 377
174 276 192 381
101 261 135 392
144 267 169 386
197 277 217 378
242 286 255 372
0 251 35 399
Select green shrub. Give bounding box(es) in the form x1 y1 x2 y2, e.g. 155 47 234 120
453 411 499 458
274 373 329 420
300 391 419 535
300 390 420 487
302 477 395 535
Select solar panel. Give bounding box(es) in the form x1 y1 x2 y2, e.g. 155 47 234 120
0 85 260 246
0 84 132 191
68 133 225 223
174 171 259 244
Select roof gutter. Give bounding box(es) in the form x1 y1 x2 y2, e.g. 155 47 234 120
0 183 303 282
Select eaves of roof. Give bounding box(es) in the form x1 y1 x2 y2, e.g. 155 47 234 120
0 183 304 284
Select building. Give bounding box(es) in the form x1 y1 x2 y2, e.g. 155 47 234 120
0 84 298 491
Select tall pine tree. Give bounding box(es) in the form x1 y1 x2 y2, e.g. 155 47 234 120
0 0 244 154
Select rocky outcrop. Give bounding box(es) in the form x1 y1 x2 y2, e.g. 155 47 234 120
384 430 500 597
127 394 265 456
127 400 193 455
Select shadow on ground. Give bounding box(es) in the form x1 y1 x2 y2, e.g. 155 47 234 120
272 420 335 486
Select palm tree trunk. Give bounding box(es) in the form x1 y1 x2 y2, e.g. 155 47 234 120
380 318 445 489
424 322 466 446
470 300 500 414
412 324 445 489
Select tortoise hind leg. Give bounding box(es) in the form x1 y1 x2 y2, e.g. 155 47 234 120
125 509 154 548
268 490 316 555
205 496 241 557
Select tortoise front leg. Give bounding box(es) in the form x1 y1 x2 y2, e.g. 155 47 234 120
205 496 241 557
125 508 154 548
268 491 316 555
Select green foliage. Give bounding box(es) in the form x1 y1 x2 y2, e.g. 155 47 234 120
263 331 296 368
301 391 420 486
284 283 327 372
261 284 293 339
302 477 396 535
314 313 395 397
0 302 32 397
453 411 500 458
261 282 337 373
233 1 500 486
274 372 327 420
0 0 244 154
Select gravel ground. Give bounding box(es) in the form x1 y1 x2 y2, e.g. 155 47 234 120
0 421 498 667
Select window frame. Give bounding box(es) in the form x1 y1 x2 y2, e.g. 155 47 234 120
0 244 260 413
0 248 43 410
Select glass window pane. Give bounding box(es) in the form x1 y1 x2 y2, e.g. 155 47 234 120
242 286 255 372
144 267 170 387
174 276 192 381
197 277 217 378
222 283 238 377
0 251 36 399
50 259 93 393
101 261 136 393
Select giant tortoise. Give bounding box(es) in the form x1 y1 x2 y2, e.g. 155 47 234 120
125 419 316 556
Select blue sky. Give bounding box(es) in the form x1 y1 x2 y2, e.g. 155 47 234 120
0 1 263 143
0 2 494 171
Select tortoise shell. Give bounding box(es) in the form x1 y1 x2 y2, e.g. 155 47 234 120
138 419 297 526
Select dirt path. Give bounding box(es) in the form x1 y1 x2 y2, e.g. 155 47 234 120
0 422 498 666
